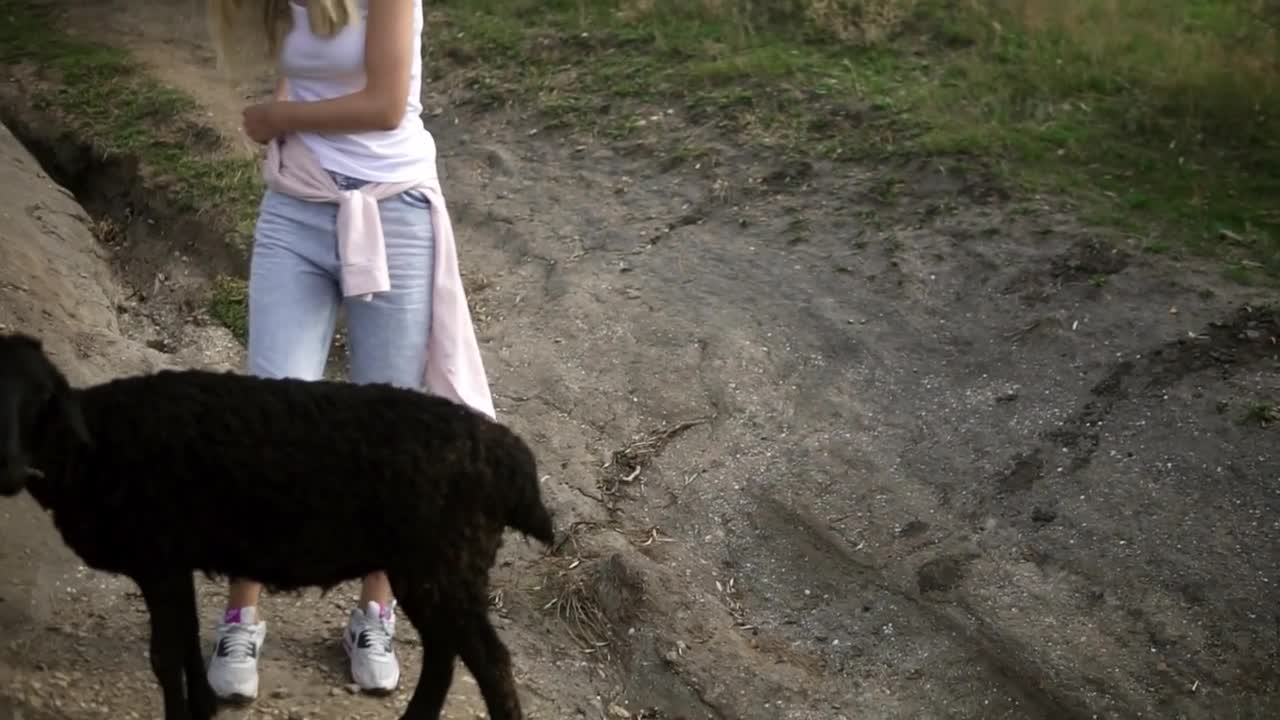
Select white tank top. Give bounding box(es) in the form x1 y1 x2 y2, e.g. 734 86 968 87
278 0 435 182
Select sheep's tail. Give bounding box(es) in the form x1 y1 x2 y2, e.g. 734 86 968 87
502 431 556 545
507 480 555 546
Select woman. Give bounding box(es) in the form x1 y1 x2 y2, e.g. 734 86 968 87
205 0 494 702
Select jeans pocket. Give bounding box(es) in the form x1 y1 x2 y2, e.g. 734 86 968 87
399 188 431 210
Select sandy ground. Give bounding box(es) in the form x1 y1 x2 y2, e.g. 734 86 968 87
1 1 1279 719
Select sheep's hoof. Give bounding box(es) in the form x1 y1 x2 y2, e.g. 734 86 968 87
191 693 221 719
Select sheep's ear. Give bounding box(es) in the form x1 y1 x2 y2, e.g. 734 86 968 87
55 386 91 447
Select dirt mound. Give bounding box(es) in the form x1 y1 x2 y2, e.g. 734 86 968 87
0 122 173 384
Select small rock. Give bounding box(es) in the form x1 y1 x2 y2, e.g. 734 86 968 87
1031 507 1057 524
916 555 973 594
270 687 290 699
897 519 930 538
608 703 632 718
345 683 361 694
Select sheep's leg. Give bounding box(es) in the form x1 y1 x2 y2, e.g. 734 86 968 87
177 576 220 720
137 574 196 720
455 609 523 720
400 633 456 719
393 589 456 719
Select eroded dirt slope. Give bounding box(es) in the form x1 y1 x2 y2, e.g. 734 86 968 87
0 120 187 720
0 1 1278 719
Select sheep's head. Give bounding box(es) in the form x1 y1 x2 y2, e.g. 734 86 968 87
0 333 91 496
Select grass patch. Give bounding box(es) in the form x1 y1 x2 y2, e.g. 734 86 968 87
917 0 1280 283
209 276 250 344
431 0 913 156
0 0 262 241
430 0 1280 281
6 0 1275 285
0 0 261 335
1240 401 1279 428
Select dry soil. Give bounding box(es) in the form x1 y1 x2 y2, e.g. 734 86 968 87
1 1 1278 719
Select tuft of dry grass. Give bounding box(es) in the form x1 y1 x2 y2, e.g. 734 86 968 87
541 553 647 654
544 576 615 652
90 216 124 246
614 0 921 44
804 0 919 44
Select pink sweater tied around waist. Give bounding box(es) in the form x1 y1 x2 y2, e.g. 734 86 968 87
262 134 495 420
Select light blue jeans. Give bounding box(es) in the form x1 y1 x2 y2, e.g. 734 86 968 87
246 172 435 388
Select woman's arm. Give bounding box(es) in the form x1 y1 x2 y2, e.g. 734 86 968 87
244 0 416 141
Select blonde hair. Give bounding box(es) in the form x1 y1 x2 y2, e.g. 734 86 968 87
207 0 357 72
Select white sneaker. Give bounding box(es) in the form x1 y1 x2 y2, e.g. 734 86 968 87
342 601 400 693
206 606 266 702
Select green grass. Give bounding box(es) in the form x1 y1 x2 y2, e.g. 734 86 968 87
1240 400 1279 427
209 276 250 343
3 0 1276 288
431 0 912 155
429 0 1280 282
0 0 262 242
918 0 1280 282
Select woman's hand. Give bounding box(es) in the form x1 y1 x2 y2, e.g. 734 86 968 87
242 102 285 144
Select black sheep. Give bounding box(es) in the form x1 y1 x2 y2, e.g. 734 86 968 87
0 332 554 720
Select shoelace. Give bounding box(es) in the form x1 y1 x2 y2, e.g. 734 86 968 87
355 622 394 658
216 626 258 660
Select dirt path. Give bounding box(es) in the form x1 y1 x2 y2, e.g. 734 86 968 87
2 1 1279 719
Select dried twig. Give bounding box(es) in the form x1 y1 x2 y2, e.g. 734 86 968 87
600 416 714 496
550 520 603 558
715 575 752 629
628 526 677 548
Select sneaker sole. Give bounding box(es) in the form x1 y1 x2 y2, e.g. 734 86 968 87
359 684 398 697
342 637 400 695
